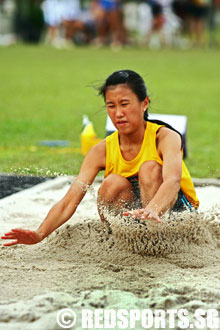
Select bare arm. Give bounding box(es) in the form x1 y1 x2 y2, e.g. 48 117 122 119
2 140 106 246
124 128 182 222
146 128 182 215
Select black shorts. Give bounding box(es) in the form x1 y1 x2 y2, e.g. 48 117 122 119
187 3 209 19
127 175 194 212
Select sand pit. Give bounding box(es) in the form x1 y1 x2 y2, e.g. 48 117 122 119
0 176 220 330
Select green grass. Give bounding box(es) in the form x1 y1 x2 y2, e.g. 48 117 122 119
0 44 219 178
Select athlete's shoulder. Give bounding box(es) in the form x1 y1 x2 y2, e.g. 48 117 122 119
157 126 180 139
83 139 106 171
157 126 182 156
90 138 106 155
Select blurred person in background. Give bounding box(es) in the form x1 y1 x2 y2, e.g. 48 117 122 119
123 0 181 48
59 0 87 46
42 0 62 46
172 0 189 35
145 0 166 48
186 0 210 46
144 0 182 49
150 0 165 32
91 0 126 48
42 0 92 47
14 0 44 43
207 0 220 46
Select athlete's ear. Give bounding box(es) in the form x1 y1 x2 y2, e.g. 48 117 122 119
143 96 149 112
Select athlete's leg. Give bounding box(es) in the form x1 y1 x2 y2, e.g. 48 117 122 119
97 174 135 222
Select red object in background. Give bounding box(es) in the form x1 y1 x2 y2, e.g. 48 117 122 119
153 14 165 30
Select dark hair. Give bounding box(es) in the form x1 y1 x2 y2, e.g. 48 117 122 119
99 70 149 120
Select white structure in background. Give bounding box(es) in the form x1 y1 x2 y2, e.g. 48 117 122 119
0 0 16 46
106 113 188 157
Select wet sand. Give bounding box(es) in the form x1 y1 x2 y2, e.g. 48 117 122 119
0 176 220 330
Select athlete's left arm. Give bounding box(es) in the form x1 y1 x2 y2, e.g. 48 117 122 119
123 128 182 222
147 127 182 215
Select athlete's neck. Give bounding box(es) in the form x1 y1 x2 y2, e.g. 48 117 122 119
119 122 146 147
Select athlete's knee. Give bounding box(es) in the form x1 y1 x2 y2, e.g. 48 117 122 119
98 174 130 200
139 161 162 184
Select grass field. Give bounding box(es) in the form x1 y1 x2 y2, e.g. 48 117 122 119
0 44 219 178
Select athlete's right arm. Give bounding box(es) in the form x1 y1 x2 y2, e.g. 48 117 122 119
1 140 106 246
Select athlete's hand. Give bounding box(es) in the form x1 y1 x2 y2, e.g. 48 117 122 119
123 208 161 223
1 229 43 246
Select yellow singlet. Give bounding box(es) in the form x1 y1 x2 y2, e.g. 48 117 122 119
105 121 199 209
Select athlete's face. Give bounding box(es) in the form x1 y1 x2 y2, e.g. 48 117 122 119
105 84 148 134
